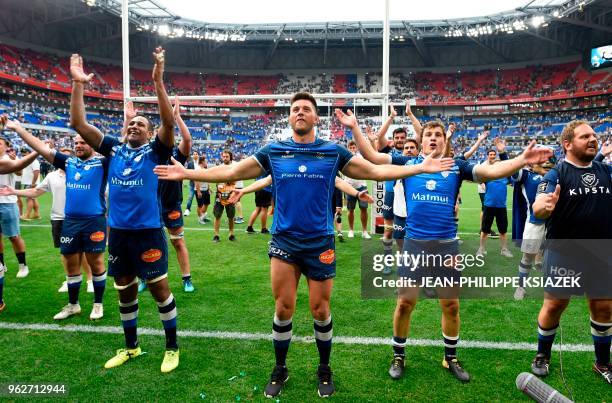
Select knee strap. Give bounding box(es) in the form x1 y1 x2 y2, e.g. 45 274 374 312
147 273 168 285
113 277 138 290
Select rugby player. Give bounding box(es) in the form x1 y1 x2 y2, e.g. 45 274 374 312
157 96 194 293
155 92 454 398
69 49 180 373
338 110 552 383
3 121 109 320
212 150 237 242
477 139 513 258
530 120 611 385
0 121 40 313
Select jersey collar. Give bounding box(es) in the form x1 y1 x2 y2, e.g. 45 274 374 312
563 158 592 169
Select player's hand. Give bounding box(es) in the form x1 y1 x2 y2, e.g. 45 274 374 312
388 104 397 119
601 138 612 157
521 140 553 165
172 95 180 120
494 136 506 153
152 47 165 82
419 154 455 173
478 130 490 142
0 115 21 131
405 100 414 116
153 157 186 181
446 122 456 139
70 54 94 84
357 190 374 204
0 186 15 196
125 101 137 121
334 108 358 129
228 189 244 204
543 184 561 212
365 125 378 143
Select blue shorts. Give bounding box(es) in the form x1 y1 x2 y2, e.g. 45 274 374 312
398 239 461 297
0 203 20 237
268 235 336 281
382 191 394 220
393 215 406 240
542 244 611 299
162 204 184 229
60 216 107 255
108 228 168 281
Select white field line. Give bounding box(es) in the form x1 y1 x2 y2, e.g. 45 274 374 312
0 321 592 352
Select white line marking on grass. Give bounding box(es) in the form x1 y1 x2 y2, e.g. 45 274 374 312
0 321 592 352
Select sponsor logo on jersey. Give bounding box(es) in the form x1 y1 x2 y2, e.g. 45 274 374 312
122 167 132 176
441 171 450 178
425 180 437 191
141 249 162 263
299 165 307 173
74 172 81 181
60 236 74 244
319 249 335 264
581 173 598 187
134 154 143 163
168 210 181 220
89 231 105 242
84 165 91 171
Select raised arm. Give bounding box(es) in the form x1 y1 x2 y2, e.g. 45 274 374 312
475 140 552 181
154 155 263 183
462 131 489 160
342 152 455 181
69 54 104 148
406 100 423 143
1 116 55 163
335 108 391 165
152 47 174 148
121 101 137 141
0 149 38 175
376 105 397 151
173 96 192 157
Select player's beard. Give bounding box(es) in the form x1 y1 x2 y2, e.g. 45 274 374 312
294 123 313 136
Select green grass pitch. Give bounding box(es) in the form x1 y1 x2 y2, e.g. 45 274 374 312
0 181 608 402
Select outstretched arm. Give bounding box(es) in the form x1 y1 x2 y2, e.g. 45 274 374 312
335 108 391 165
1 116 55 163
69 54 104 148
462 131 489 160
334 177 374 203
154 155 263 183
376 105 397 151
173 96 192 157
0 186 45 199
475 140 552 181
228 175 272 204
343 152 455 181
0 150 39 174
152 47 174 148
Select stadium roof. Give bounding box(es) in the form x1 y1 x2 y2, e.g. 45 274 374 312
156 0 568 25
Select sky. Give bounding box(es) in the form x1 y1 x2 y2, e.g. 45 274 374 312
156 0 559 24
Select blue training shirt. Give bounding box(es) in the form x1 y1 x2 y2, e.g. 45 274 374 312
254 138 353 238
483 178 509 208
391 155 478 240
53 152 108 218
98 135 173 230
512 168 545 225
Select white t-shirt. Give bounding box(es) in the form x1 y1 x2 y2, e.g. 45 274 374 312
393 180 407 218
36 170 66 220
21 158 40 186
0 155 17 203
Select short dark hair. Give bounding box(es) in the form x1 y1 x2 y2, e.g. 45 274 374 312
290 92 318 112
347 140 357 147
404 139 419 148
393 127 407 136
222 150 233 161
487 149 497 155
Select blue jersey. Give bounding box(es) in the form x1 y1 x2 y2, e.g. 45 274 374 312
538 160 612 239
382 146 403 192
483 178 509 208
254 138 353 238
391 155 478 240
98 136 173 230
53 153 108 218
512 168 545 225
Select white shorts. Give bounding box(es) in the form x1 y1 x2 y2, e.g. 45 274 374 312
520 221 545 254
